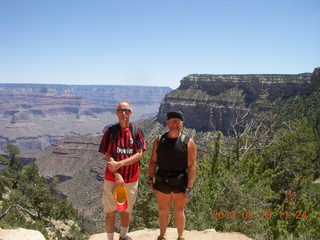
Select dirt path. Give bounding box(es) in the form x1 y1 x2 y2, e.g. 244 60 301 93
89 227 253 240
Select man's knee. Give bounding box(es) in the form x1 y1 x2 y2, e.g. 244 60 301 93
106 211 116 219
120 211 130 218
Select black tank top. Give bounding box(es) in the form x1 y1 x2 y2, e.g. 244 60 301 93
157 133 189 172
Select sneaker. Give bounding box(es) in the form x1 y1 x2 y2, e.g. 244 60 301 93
157 236 167 240
119 235 132 240
177 237 185 240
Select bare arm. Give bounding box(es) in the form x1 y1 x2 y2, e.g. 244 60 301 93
148 137 159 178
107 149 143 172
105 153 124 186
106 153 114 163
187 138 197 189
147 137 159 190
107 150 143 186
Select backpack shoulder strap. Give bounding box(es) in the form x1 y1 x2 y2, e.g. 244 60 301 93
157 133 166 151
180 134 190 151
110 124 120 143
99 123 119 153
129 124 144 149
181 134 185 143
130 124 138 142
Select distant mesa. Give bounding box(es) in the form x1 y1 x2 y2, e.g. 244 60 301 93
1 68 319 152
33 68 320 231
157 68 319 133
0 84 171 152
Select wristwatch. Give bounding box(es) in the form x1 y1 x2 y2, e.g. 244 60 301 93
185 187 193 199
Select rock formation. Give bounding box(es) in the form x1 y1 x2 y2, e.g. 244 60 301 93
0 84 171 152
0 228 46 240
157 69 319 133
310 67 320 90
34 135 106 229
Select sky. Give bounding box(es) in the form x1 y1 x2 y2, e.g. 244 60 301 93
0 0 319 89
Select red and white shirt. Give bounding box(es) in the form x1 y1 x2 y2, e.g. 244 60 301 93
99 125 146 183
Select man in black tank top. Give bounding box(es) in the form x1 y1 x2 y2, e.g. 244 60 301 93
148 111 197 240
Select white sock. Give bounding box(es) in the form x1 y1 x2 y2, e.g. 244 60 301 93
107 232 114 240
120 227 129 238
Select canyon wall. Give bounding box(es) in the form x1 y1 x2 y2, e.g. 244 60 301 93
0 84 171 152
157 68 319 133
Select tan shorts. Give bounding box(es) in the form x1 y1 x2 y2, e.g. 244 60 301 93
103 180 138 213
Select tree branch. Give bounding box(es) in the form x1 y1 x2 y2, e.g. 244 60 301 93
0 204 38 220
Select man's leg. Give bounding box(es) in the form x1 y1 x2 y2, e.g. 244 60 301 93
120 211 130 238
105 211 116 240
156 190 172 237
118 181 138 239
103 180 117 240
120 211 130 227
172 193 187 237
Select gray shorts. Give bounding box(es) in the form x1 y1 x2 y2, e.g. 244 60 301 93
103 180 138 213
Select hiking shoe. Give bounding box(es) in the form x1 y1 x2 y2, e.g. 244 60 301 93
157 236 167 240
119 235 132 240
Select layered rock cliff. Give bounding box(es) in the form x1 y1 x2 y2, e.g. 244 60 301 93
0 84 171 152
32 68 320 234
157 68 319 133
34 136 106 230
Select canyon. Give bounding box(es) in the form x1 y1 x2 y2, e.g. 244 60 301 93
0 84 171 153
2 67 319 233
33 67 320 230
157 68 319 133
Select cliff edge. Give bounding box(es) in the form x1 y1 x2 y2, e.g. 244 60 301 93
157 68 319 133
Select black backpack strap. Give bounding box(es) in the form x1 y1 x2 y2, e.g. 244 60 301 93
110 124 120 143
129 124 144 149
180 134 190 151
157 133 166 146
157 133 188 150
155 133 166 156
157 133 163 144
99 123 119 154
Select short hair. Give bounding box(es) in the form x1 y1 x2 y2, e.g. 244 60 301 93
116 101 132 111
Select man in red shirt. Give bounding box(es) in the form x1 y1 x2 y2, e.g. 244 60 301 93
99 101 146 240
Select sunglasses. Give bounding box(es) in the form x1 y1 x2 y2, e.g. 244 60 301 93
116 109 132 113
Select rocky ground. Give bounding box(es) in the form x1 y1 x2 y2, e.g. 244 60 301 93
0 227 253 240
90 228 253 240
0 228 46 240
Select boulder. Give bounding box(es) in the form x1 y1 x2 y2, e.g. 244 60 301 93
0 228 46 240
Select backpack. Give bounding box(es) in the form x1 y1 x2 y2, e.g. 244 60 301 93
102 123 143 151
157 133 189 151
155 133 190 182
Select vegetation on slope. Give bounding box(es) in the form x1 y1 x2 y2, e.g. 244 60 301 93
134 90 320 240
0 144 95 240
1 90 319 239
